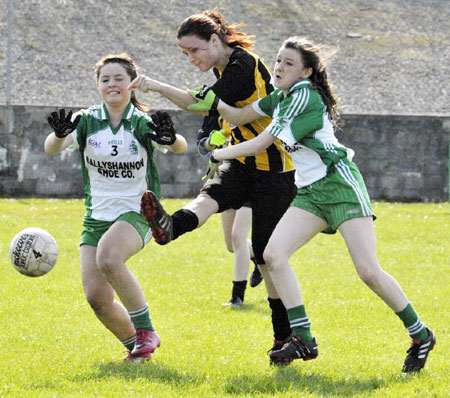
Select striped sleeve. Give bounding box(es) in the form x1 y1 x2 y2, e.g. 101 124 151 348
251 98 269 117
269 88 309 138
270 88 324 142
252 89 283 117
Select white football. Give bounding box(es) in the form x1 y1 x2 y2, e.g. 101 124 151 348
9 228 58 277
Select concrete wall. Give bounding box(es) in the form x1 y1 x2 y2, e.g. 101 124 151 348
0 106 206 199
337 115 449 202
0 105 449 202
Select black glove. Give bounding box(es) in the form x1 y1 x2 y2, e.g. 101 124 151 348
47 109 80 138
146 111 176 145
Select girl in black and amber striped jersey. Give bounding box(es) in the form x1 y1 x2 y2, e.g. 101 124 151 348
130 9 297 364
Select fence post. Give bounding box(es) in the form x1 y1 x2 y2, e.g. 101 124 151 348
234 0 241 22
6 0 14 133
447 120 450 202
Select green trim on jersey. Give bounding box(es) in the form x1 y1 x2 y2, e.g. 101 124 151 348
255 79 353 187
74 102 160 219
262 81 325 142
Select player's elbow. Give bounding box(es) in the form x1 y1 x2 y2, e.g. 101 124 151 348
44 142 58 155
44 134 63 155
171 136 188 153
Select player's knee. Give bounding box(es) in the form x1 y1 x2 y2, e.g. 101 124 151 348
263 244 289 269
263 246 286 271
356 264 382 288
96 249 120 277
85 291 108 314
188 192 218 224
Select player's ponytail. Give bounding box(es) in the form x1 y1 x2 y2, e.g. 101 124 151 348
282 37 339 125
95 54 150 112
177 8 255 49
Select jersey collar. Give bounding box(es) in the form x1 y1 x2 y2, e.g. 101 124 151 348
122 102 135 120
288 79 311 95
99 102 135 121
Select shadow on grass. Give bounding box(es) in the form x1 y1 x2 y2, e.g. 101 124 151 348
224 302 258 312
73 358 413 396
225 299 274 316
74 361 206 387
221 366 411 397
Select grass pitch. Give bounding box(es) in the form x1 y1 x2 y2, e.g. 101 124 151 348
1 199 449 398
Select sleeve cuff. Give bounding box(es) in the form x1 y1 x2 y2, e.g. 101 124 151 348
197 137 210 156
251 99 269 117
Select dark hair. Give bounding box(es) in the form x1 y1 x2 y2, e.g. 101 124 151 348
95 53 149 112
282 37 339 124
177 8 255 49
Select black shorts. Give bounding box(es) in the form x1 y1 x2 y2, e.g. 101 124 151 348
201 160 296 264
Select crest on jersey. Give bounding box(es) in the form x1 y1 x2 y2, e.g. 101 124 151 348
275 115 290 130
129 141 138 155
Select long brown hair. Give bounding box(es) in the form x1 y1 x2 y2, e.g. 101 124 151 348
94 53 149 112
177 8 255 49
282 37 339 124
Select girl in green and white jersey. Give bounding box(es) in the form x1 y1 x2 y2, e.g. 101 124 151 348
207 37 435 373
44 54 187 362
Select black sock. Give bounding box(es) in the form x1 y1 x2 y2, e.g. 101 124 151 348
268 297 292 341
232 280 247 301
171 209 199 240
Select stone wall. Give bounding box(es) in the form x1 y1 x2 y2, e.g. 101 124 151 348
337 115 449 202
0 105 448 202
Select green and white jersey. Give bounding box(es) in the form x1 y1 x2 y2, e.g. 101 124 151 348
70 102 161 221
253 79 354 188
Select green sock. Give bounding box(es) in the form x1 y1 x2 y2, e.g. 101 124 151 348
128 304 154 331
287 305 313 342
121 334 136 351
396 303 428 340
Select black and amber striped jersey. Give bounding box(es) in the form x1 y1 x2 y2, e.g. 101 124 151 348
205 47 293 172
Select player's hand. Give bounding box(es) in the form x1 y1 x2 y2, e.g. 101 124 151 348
128 75 161 93
187 85 219 112
146 111 176 145
202 150 222 181
47 109 80 138
208 129 226 147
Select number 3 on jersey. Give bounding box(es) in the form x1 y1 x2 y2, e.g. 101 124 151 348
111 145 118 156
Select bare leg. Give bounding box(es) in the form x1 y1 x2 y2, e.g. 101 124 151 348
80 220 148 341
183 192 219 227
263 208 327 308
339 217 409 312
220 207 253 281
81 245 135 340
231 207 252 281
258 264 280 298
95 221 147 311
220 209 236 254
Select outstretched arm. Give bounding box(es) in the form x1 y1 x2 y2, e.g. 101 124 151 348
129 75 205 115
167 134 187 153
217 100 261 127
44 133 74 155
44 109 78 154
213 129 276 160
